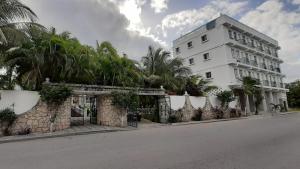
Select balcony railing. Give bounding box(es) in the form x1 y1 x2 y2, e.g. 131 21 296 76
238 39 246 45
250 60 258 67
264 80 269 86
260 63 267 69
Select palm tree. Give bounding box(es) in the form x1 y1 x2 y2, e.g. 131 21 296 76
142 46 191 91
0 0 38 44
240 76 262 115
184 75 217 96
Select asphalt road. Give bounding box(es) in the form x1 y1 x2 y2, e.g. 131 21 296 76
1 113 300 169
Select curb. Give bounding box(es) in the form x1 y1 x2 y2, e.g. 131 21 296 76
167 115 264 127
0 129 132 144
279 111 300 116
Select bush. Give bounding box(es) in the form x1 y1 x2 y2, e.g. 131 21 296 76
168 115 178 123
17 127 32 135
191 109 202 121
0 108 17 125
40 85 72 106
212 107 224 119
216 90 235 108
0 108 17 136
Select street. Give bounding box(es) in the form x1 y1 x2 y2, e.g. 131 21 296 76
0 114 300 169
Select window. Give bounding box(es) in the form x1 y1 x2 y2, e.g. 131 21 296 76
205 72 212 79
189 58 194 65
175 47 180 53
187 41 193 48
234 69 238 78
203 53 210 60
228 30 233 39
201 35 208 42
233 32 237 40
239 70 243 77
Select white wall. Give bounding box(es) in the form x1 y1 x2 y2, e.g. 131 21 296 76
0 90 40 115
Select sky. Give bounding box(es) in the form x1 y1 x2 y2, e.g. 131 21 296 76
21 0 300 82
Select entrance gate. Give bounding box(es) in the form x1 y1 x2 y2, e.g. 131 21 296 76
71 95 97 126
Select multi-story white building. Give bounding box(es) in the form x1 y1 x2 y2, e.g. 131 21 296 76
173 14 288 113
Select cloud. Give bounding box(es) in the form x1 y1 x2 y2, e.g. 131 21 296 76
160 0 248 37
240 0 300 82
108 0 166 46
21 0 162 60
150 0 169 13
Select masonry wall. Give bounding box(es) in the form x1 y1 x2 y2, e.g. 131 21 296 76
97 95 127 127
10 98 71 134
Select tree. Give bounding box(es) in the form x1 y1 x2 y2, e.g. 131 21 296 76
241 76 262 115
142 46 191 92
0 0 38 44
184 75 217 96
217 90 235 108
286 80 300 108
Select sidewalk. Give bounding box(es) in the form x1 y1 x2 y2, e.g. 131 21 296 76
0 125 133 144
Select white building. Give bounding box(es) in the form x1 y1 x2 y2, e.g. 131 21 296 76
173 14 288 113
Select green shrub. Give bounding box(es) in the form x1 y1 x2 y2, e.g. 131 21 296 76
216 90 235 108
0 108 17 125
168 115 178 123
111 90 139 111
0 108 17 136
191 109 202 121
40 85 72 106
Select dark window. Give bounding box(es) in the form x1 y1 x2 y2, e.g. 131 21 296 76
206 19 216 30
175 47 180 53
201 35 208 42
228 30 233 39
187 41 193 48
203 53 210 60
206 72 212 79
189 58 194 65
233 32 237 40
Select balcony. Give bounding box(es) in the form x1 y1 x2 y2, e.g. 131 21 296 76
275 67 281 73
269 65 274 71
280 83 284 88
264 80 270 86
260 63 267 69
238 39 246 45
271 81 277 87
250 60 258 67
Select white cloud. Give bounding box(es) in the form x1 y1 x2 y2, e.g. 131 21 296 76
240 0 300 82
160 0 248 37
150 0 168 13
22 0 162 60
109 0 167 46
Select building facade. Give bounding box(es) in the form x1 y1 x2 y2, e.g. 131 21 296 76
173 14 288 113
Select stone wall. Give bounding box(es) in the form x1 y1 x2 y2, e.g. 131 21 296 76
97 95 127 127
10 98 71 134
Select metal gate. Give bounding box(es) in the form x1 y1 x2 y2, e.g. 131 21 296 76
127 111 138 127
89 96 97 124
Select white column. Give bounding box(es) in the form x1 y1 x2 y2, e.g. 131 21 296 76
245 95 250 116
262 91 268 112
269 91 274 104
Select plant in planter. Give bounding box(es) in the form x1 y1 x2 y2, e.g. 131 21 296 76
39 85 72 132
0 108 17 136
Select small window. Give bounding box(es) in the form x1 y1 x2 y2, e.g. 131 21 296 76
205 72 212 79
189 58 194 65
203 53 210 60
234 69 238 78
201 35 208 42
175 47 180 53
187 41 193 48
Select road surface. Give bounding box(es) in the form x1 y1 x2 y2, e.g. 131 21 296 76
1 113 300 169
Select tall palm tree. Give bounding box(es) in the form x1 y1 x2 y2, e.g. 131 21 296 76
0 0 38 44
142 46 191 91
240 76 261 115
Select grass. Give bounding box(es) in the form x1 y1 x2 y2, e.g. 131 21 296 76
288 108 300 112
